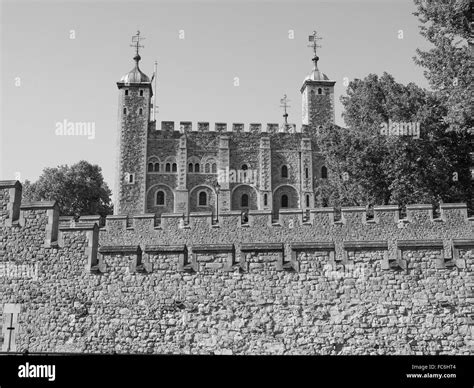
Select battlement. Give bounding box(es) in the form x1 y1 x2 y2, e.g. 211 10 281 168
156 121 302 134
2 180 473 269
2 182 473 253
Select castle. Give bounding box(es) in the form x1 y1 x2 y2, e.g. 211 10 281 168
0 32 473 355
114 31 335 218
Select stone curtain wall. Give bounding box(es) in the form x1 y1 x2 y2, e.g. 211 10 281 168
1 181 473 354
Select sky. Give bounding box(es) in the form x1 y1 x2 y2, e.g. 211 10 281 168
0 0 432 193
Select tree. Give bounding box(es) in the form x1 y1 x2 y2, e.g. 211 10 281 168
23 160 113 218
316 73 472 210
413 0 473 133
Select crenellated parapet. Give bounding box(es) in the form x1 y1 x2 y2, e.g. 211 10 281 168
1 180 473 274
153 121 306 134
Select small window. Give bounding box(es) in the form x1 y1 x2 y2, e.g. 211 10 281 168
123 107 127 115
165 163 171 172
318 88 322 95
125 90 129 96
140 90 144 97
281 165 288 178
241 193 249 207
305 168 309 179
172 163 177 172
195 163 200 173
306 194 310 207
127 173 134 184
198 191 207 206
156 190 165 206
321 166 328 179
211 163 217 173
148 163 154 172
281 194 288 208
154 163 160 172
205 163 210 173
241 164 248 171
188 163 193 172
139 108 143 115
264 193 268 206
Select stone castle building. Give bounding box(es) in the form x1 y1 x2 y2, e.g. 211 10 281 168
114 34 335 219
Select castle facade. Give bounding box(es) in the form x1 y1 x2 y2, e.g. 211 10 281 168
114 39 335 218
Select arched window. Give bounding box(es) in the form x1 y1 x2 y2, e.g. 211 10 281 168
241 193 249 207
195 163 200 173
148 162 154 172
306 195 310 207
321 166 328 179
205 163 210 173
263 193 268 206
172 163 177 172
123 107 127 114
241 164 248 171
165 163 171 172
211 163 217 173
139 90 144 97
154 163 160 172
139 108 143 115
318 88 322 95
281 194 289 208
156 190 165 206
198 191 207 206
281 165 288 178
305 167 309 179
188 163 193 172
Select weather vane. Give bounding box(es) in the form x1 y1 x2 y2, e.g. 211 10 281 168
307 30 322 56
130 30 145 57
280 94 291 125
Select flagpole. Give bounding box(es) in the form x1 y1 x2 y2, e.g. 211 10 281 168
153 60 158 121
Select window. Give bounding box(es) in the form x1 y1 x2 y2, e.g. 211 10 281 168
127 173 134 184
195 163 200 173
281 165 288 178
123 107 127 115
264 193 268 206
205 163 210 173
281 194 288 208
241 193 249 207
125 90 129 96
140 90 144 97
188 163 193 172
148 163 153 172
305 168 309 179
198 191 207 206
139 108 143 115
241 164 248 171
321 166 328 179
318 88 322 95
165 163 171 172
211 163 217 173
306 195 310 207
154 163 160 172
172 163 177 172
156 190 165 206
